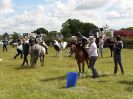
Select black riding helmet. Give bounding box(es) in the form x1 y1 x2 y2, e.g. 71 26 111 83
75 32 82 37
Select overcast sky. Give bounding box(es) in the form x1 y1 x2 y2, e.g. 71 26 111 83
0 0 133 34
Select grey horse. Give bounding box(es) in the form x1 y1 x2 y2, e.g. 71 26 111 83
30 44 46 68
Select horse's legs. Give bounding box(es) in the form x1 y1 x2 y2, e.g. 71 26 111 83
40 56 44 66
86 59 89 68
109 46 113 57
31 56 36 68
77 62 81 75
56 51 58 56
30 58 35 68
110 49 112 57
82 62 85 74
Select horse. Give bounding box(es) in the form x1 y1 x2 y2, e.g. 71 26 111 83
61 41 68 50
52 40 61 56
65 43 75 57
105 38 114 57
30 44 46 68
71 43 89 76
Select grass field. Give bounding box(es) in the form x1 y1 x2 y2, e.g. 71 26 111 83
0 45 133 99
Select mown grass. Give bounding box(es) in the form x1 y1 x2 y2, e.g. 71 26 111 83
0 45 132 99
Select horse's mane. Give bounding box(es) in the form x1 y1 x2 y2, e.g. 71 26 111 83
72 42 88 54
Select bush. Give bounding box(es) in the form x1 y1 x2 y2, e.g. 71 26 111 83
122 37 133 48
43 37 54 46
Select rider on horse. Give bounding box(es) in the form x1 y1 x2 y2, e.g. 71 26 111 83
29 33 48 54
74 32 89 49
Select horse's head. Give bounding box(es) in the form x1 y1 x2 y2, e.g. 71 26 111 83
70 43 81 52
105 38 114 44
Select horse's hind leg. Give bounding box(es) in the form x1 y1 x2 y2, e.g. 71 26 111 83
81 62 85 78
110 47 113 57
30 56 34 68
40 56 44 66
82 62 85 74
77 62 81 75
86 59 90 68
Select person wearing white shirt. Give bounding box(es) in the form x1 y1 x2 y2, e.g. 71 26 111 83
98 36 104 58
14 39 23 59
88 36 98 78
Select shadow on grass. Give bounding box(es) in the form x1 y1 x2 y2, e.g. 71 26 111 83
14 66 32 70
48 55 59 58
119 80 133 85
99 73 114 77
6 64 19 67
119 80 133 92
59 86 67 89
101 61 113 64
126 87 133 92
40 75 66 82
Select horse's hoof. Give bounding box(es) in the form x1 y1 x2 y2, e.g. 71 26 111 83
78 73 84 78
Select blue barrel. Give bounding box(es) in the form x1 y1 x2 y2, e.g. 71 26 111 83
66 72 78 88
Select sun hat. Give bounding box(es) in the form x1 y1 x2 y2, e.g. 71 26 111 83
89 36 95 42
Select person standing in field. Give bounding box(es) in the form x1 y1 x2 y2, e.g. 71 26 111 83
113 35 124 74
98 36 104 58
88 36 99 78
21 38 30 66
2 37 8 52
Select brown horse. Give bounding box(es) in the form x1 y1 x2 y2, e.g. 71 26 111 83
71 43 89 76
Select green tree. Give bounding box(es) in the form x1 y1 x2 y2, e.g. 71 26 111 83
33 28 48 35
61 19 98 38
12 32 20 42
82 23 98 37
121 27 133 30
61 19 82 37
2 33 9 39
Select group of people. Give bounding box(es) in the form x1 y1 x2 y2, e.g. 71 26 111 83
13 34 49 67
1 32 124 78
13 38 30 66
73 32 124 78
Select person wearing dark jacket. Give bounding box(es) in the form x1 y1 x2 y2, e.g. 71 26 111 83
75 32 89 48
2 38 8 52
21 38 30 66
113 35 124 74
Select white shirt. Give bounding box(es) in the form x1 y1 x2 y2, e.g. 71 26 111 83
99 39 104 48
89 42 98 57
17 44 23 51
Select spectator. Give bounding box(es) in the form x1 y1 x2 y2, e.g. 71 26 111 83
2 37 8 52
113 35 124 74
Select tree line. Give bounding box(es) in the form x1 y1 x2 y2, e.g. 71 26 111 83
1 19 133 42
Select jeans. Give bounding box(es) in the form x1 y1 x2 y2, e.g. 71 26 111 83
113 54 124 74
89 56 98 78
21 54 29 66
99 48 103 58
3 44 8 52
14 49 23 59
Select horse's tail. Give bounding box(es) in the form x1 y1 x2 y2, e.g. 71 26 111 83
34 46 39 60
